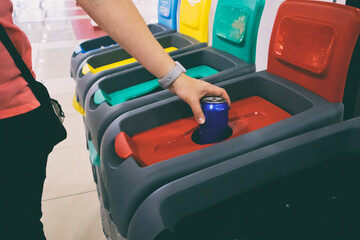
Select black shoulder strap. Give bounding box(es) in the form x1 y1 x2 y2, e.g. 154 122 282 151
0 25 37 85
0 24 65 120
0 24 49 103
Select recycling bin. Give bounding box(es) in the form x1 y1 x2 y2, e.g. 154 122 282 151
98 71 343 238
95 1 360 238
127 117 360 240
70 0 180 79
84 0 265 154
73 33 207 115
70 25 174 79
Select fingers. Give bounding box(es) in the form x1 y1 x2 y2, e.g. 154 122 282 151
220 89 231 108
170 76 231 123
188 98 205 124
203 84 232 108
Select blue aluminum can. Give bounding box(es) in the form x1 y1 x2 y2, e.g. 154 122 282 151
199 96 229 144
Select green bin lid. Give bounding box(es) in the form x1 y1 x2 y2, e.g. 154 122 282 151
94 65 219 106
212 0 265 63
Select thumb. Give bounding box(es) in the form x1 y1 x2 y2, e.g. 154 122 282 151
189 99 205 124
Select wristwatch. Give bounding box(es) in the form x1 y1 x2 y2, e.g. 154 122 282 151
158 61 186 89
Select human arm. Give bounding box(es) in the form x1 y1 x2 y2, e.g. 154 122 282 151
76 0 231 123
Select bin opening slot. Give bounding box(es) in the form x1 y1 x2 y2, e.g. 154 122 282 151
78 23 165 53
115 96 291 166
191 127 233 145
147 24 166 34
82 47 178 75
94 65 219 106
80 36 117 53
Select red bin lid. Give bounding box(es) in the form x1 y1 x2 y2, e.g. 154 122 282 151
267 1 360 103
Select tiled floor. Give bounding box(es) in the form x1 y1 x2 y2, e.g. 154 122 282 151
12 0 157 239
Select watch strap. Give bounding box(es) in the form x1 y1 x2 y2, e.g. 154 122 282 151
158 61 186 89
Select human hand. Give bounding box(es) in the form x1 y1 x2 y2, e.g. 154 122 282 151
168 74 231 124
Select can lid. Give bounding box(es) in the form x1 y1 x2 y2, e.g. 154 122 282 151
201 96 226 104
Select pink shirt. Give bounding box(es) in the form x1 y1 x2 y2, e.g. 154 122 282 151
0 0 40 119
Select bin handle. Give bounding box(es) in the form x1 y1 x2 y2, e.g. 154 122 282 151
114 132 137 159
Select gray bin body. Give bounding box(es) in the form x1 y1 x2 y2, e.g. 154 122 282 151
128 118 360 240
98 70 343 238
